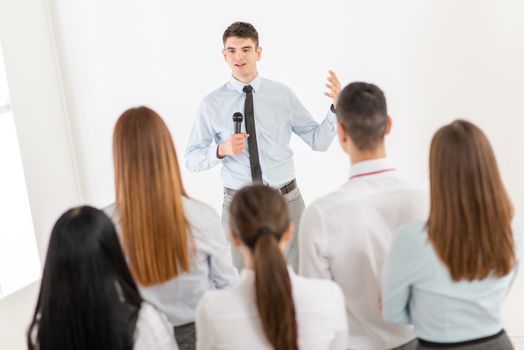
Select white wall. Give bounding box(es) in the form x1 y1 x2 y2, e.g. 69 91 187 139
0 0 82 348
48 0 524 335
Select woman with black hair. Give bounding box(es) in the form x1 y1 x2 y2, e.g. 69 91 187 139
195 185 348 350
27 206 178 350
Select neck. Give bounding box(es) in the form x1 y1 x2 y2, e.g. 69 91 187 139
233 72 257 85
349 146 386 165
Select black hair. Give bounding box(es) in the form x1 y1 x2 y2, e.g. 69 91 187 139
336 82 388 151
27 206 142 350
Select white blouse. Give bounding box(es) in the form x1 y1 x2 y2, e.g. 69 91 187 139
134 303 179 350
196 268 348 350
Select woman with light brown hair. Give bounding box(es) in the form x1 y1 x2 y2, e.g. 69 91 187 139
105 106 238 350
195 185 347 350
382 120 521 349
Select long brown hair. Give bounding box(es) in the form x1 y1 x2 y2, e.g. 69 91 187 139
113 106 190 286
428 119 514 281
229 185 298 350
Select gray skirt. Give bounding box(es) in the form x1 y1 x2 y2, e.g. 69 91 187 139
174 322 195 350
417 330 513 350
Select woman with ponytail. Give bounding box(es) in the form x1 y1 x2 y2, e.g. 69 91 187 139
195 185 347 350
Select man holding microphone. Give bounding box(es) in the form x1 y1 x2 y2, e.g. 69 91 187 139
185 21 340 269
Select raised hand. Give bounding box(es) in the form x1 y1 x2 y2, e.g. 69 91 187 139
324 70 341 108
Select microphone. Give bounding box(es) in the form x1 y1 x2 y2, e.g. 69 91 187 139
232 112 243 134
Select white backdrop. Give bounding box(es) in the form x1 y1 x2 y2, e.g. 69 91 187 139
48 0 524 335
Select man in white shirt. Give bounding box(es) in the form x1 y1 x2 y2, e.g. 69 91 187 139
299 82 428 349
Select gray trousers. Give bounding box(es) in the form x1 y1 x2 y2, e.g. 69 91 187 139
221 186 305 272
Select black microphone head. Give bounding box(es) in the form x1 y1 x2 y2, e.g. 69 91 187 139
232 112 243 123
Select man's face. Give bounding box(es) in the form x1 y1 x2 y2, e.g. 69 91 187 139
223 36 261 81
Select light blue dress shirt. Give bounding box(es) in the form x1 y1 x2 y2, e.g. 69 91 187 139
382 220 521 343
104 197 239 326
185 75 337 190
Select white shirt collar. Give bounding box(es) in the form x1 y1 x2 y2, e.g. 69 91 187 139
349 158 394 179
228 74 262 94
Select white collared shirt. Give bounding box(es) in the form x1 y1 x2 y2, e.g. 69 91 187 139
195 267 348 350
299 158 429 349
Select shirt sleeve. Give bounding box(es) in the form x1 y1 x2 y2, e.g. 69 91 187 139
299 203 332 279
287 88 337 152
381 227 416 325
185 100 224 172
195 294 214 350
206 209 240 288
133 303 179 350
329 284 349 350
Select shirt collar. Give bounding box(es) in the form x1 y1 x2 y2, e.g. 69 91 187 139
349 158 394 179
228 74 262 94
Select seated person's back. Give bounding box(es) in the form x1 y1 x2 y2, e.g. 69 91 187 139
300 82 428 350
196 185 348 350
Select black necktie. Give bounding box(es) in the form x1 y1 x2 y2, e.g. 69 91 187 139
243 85 262 183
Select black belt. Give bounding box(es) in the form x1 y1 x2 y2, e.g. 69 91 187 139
418 329 505 348
224 179 297 197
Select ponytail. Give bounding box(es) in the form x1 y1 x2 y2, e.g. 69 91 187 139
229 185 299 350
254 233 298 350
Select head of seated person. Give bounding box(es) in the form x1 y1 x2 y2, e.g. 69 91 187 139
27 206 143 350
229 184 298 350
335 82 392 163
428 119 515 281
112 106 190 286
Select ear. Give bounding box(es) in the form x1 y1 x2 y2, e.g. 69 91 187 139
256 46 262 61
222 48 227 62
337 122 349 153
231 232 242 247
385 116 392 135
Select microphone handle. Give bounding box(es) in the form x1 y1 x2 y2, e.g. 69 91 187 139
234 123 242 134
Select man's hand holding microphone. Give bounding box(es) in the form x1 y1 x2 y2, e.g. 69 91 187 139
217 112 249 158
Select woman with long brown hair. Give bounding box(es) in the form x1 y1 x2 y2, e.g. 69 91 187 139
106 106 238 350
382 120 521 349
195 185 347 350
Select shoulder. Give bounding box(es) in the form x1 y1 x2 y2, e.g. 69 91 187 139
259 77 295 96
197 287 240 316
134 303 176 349
393 221 429 250
291 274 345 308
102 202 118 221
182 196 220 223
201 82 234 105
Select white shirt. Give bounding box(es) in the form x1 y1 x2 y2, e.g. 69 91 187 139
195 267 348 350
134 303 179 350
299 158 429 349
185 75 337 189
105 196 239 326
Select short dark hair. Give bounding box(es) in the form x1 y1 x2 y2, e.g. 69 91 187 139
336 82 388 151
223 21 259 47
